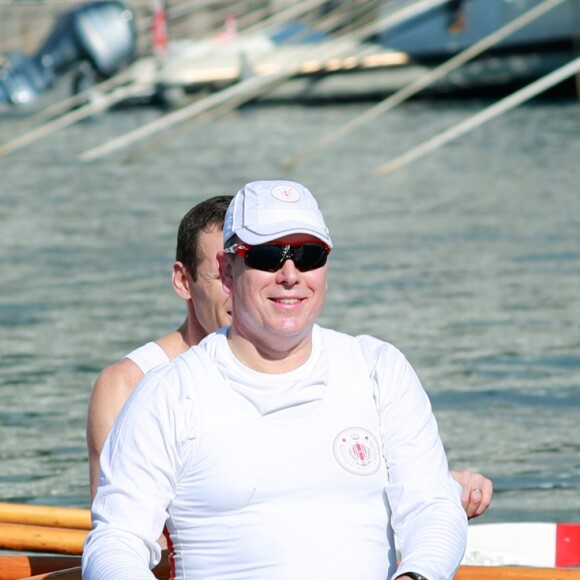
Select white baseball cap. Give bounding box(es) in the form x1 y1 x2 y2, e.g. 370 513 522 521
223 180 333 248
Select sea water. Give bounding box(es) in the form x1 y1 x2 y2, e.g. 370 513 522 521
0 93 579 523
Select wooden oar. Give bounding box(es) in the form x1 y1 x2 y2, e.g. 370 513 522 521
456 566 580 579
12 563 580 579
16 568 82 580
78 37 362 162
2 548 578 580
283 0 567 169
0 524 87 555
17 564 170 580
79 0 389 163
120 2 384 163
0 503 91 530
15 549 171 580
0 76 158 159
0 555 81 580
376 54 580 176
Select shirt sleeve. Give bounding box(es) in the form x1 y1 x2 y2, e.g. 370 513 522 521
357 335 467 580
82 360 197 580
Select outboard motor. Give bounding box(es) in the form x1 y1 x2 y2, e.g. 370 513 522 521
0 0 137 105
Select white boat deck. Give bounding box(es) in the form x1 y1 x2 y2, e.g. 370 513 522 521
136 35 411 92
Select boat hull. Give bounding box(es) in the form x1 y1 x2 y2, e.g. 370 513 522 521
377 0 577 58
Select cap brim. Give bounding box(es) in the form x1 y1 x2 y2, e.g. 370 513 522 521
237 222 333 247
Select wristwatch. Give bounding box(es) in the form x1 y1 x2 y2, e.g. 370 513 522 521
397 574 429 580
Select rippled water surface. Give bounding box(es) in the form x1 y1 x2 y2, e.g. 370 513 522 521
1 91 579 523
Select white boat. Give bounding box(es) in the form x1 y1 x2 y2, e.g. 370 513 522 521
2 0 577 108
463 521 580 568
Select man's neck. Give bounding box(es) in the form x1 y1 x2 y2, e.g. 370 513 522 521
155 317 206 361
226 327 314 374
182 316 208 348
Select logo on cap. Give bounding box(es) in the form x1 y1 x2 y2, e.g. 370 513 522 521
270 184 301 203
333 427 381 476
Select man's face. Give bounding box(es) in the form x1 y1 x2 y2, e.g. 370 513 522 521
190 226 232 335
222 234 328 354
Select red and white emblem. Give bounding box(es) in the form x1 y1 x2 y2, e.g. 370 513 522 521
333 428 381 476
270 184 301 203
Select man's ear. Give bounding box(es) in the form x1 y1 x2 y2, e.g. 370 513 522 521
217 251 234 296
172 261 192 300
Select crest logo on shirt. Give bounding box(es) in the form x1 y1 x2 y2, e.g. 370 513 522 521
333 427 381 476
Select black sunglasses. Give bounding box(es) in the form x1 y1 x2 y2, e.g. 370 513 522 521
224 242 330 273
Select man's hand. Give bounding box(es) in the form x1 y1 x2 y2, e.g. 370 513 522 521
450 469 493 519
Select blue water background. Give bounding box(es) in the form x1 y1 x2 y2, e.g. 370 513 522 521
0 93 579 524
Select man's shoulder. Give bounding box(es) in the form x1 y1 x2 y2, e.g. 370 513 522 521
123 343 223 408
91 340 171 397
142 340 219 382
175 341 219 371
317 326 405 366
92 357 144 399
317 325 392 350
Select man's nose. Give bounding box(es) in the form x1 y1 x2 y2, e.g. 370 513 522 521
275 258 300 285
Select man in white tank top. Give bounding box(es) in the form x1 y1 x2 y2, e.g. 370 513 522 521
86 196 234 499
83 181 474 579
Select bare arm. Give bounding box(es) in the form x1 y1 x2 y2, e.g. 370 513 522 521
450 470 493 519
86 359 144 500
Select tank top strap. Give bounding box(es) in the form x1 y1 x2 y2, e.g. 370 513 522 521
125 341 170 374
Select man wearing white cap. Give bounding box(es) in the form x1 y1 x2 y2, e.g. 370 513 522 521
83 180 468 580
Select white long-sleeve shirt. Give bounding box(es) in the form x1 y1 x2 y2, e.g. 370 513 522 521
83 325 466 579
